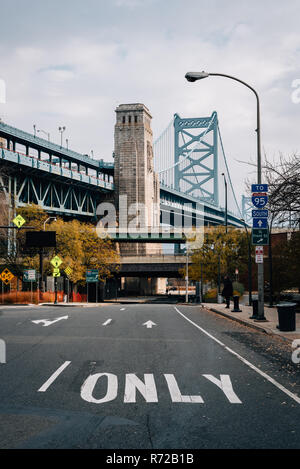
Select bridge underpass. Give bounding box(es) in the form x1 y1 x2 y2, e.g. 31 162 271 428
104 254 192 298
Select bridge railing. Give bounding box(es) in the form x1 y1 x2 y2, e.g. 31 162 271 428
0 148 114 191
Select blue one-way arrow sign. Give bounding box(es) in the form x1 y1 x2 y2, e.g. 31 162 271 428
253 218 268 229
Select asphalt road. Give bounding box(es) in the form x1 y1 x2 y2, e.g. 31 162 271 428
0 303 300 449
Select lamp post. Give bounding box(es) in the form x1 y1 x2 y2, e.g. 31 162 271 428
58 126 66 147
185 70 265 320
185 243 189 303
221 172 228 233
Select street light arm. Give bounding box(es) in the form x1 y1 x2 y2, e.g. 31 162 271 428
208 73 261 184
208 73 259 102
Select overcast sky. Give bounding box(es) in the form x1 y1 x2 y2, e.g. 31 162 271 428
0 0 299 206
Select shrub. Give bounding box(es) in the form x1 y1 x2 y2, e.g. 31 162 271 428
232 282 245 297
204 288 218 300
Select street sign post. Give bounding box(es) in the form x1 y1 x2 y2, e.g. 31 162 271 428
86 269 99 304
24 269 36 303
251 183 269 321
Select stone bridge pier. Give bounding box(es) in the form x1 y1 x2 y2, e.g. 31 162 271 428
113 103 166 295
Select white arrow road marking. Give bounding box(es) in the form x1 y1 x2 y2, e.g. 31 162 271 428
38 361 71 392
31 316 68 327
120 308 126 311
143 320 157 329
102 319 112 326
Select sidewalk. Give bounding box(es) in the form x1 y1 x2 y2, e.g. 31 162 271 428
205 302 300 343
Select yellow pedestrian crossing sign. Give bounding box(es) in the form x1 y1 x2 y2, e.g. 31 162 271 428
51 255 62 268
0 268 15 285
13 215 26 229
64 266 73 277
52 268 60 277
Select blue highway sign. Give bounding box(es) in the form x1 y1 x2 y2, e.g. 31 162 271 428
253 218 268 229
251 184 268 193
252 209 268 218
252 195 268 208
252 228 269 246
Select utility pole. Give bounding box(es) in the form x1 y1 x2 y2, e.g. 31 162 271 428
185 244 189 303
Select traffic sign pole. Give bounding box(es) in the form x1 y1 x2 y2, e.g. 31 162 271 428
54 277 58 304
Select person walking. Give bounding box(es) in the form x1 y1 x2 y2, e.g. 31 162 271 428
222 275 233 308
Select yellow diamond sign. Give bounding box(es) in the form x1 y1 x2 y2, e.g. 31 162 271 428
0 268 15 285
50 255 62 268
13 215 26 229
64 266 72 277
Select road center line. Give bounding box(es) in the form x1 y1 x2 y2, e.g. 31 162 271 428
174 306 300 404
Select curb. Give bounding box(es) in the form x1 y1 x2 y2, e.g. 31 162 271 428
206 306 295 344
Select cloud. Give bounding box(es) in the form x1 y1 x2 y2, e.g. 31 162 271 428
0 0 300 209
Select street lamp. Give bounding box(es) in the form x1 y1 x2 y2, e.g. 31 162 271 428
66 138 69 150
185 70 265 320
58 126 66 147
33 124 36 137
221 172 228 233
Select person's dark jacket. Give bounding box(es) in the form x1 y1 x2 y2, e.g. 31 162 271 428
222 278 233 298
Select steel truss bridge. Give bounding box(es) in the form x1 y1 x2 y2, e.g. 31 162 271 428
0 115 247 228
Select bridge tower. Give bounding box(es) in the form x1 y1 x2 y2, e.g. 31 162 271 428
114 103 164 294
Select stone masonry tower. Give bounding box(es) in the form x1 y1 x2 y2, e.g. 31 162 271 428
114 103 160 256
